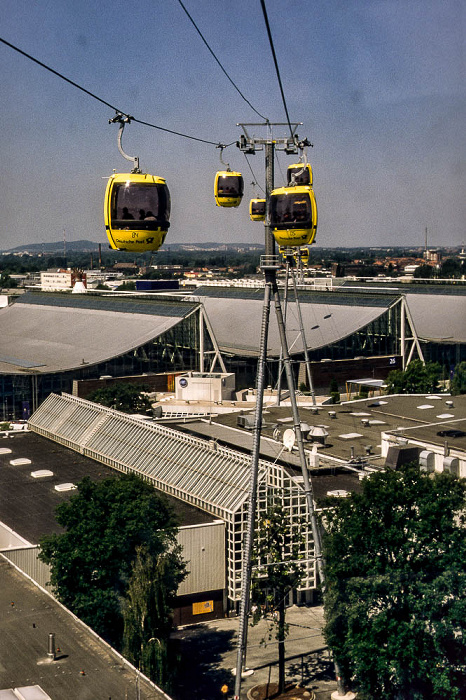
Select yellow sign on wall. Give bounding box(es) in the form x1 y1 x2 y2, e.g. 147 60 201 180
193 600 214 615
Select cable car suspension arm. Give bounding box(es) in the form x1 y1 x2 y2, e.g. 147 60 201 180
109 112 141 173
216 143 231 171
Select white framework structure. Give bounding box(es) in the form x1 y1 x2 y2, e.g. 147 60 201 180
28 393 316 603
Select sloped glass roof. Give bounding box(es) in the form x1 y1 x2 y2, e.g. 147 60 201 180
16 291 195 317
29 393 268 516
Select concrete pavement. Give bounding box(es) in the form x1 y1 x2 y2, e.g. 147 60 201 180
172 605 339 699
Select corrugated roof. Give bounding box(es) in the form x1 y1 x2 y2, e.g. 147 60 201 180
0 292 198 374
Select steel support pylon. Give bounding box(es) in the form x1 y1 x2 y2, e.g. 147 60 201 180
234 260 335 698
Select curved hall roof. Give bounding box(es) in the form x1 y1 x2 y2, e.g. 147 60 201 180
0 291 198 374
405 292 466 343
193 286 398 357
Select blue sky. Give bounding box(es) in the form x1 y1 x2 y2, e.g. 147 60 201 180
1 0 465 250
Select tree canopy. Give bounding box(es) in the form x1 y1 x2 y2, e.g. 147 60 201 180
39 473 185 653
251 498 306 693
321 465 466 699
385 359 442 395
451 361 466 395
87 382 152 414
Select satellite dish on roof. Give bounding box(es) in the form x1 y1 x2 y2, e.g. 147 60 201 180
283 428 296 452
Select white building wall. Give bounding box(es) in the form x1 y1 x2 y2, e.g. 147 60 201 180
176 521 225 596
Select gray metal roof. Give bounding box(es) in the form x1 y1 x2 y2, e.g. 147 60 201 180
0 559 168 700
192 286 466 355
0 292 198 374
405 293 466 343
195 288 394 357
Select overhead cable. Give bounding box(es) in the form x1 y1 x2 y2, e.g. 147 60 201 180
0 36 223 146
259 0 294 139
242 153 265 194
176 0 268 122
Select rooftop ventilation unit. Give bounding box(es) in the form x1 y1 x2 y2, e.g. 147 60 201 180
308 426 329 445
443 456 459 476
10 458 32 466
237 415 255 430
0 447 12 454
300 422 311 439
419 450 435 473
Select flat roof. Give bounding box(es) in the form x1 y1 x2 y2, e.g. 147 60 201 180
0 432 213 545
0 559 168 700
165 394 466 471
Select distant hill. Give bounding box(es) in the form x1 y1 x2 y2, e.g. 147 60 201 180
2 240 265 254
3 240 102 254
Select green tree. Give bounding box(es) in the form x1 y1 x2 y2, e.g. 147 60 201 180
385 359 441 394
321 465 466 699
440 258 463 279
122 545 185 690
116 280 137 290
87 383 152 414
39 474 184 650
451 361 466 395
413 264 434 279
250 499 306 694
329 377 340 404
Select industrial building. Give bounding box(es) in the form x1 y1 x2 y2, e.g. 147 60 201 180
25 393 320 608
2 389 463 627
0 282 464 420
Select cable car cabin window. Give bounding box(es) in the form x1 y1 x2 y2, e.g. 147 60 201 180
251 201 266 217
216 175 244 198
111 183 171 230
287 166 311 186
271 194 312 228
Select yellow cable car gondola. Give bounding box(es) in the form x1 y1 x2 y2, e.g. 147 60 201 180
287 162 313 186
294 247 310 266
301 247 310 266
269 185 318 247
104 172 171 252
214 170 244 207
249 198 266 221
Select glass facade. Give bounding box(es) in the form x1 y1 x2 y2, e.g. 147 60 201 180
1 291 464 420
1 311 209 421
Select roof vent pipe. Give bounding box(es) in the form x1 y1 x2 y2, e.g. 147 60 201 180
47 633 56 661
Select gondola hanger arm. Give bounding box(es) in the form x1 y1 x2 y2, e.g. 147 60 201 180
109 112 141 173
216 143 230 171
